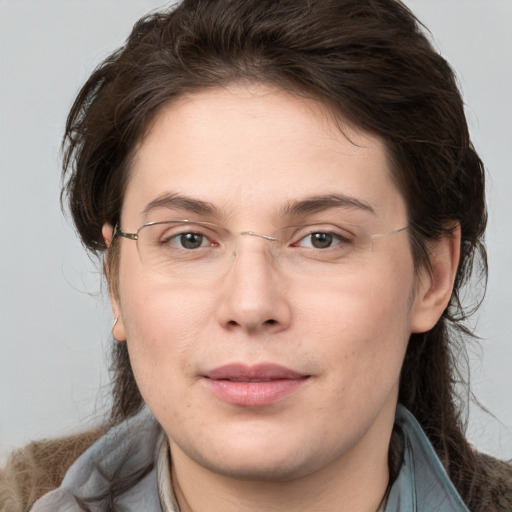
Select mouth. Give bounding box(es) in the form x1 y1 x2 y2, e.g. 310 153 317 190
202 363 310 407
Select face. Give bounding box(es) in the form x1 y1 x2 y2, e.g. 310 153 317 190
108 84 433 483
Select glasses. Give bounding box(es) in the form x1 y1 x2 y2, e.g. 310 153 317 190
113 219 407 280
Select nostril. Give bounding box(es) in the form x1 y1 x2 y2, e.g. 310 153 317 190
265 319 277 325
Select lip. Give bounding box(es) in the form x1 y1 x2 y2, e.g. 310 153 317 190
202 363 310 407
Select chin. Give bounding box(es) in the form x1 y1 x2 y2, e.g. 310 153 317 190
173 425 343 483
194 451 320 483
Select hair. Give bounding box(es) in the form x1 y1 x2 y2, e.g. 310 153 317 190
5 0 511 510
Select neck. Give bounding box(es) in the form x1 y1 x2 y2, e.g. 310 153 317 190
172 464 389 512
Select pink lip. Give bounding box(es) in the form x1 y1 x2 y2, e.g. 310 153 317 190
202 363 310 407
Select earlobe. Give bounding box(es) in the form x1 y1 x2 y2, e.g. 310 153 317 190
102 223 114 248
112 314 127 342
110 291 127 342
102 222 127 342
410 224 461 333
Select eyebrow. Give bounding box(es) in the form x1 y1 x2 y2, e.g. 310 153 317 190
142 193 219 218
141 192 375 220
280 194 376 217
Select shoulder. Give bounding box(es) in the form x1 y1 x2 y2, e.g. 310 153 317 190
0 428 105 512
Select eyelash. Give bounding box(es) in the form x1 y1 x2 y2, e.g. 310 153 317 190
162 231 216 250
293 231 351 250
160 227 353 251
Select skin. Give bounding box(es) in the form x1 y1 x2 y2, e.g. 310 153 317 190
103 84 459 511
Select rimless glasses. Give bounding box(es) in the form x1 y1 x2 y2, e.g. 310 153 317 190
113 219 408 281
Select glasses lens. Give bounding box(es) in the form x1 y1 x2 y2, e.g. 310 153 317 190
135 220 406 280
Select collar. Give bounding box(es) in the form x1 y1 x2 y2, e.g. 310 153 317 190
157 435 179 511
385 404 470 512
30 405 469 511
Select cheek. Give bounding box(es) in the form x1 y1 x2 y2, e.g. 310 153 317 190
118 243 208 340
120 286 216 419
123 284 212 358
296 255 415 393
116 246 217 404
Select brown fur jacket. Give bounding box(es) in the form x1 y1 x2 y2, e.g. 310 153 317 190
0 429 105 512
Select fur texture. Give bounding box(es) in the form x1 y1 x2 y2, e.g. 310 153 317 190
0 429 104 512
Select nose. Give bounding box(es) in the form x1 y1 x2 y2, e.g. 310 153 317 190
216 235 292 335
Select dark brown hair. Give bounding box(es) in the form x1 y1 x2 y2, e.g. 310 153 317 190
59 0 510 509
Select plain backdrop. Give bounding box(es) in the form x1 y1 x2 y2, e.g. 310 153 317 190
1 0 511 464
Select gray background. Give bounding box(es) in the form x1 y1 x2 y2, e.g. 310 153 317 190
1 0 511 464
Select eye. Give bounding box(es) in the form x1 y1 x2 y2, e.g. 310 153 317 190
295 231 347 249
167 232 211 250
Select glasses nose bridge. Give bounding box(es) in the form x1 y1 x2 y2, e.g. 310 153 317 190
229 229 280 260
238 230 278 242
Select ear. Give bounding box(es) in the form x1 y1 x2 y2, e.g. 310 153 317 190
102 222 115 249
410 224 461 333
102 223 127 341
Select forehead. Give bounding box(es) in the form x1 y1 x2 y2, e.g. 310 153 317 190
124 84 406 225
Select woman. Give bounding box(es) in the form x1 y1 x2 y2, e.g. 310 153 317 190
1 0 511 510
